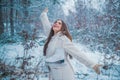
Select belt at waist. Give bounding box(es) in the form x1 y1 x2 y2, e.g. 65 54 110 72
46 59 64 64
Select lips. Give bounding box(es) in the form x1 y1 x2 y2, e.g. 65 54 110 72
53 25 58 28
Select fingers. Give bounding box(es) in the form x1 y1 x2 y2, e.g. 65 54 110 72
94 66 100 74
95 67 100 74
93 64 101 74
44 7 48 12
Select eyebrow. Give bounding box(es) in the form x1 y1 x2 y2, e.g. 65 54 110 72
55 21 62 23
58 21 62 23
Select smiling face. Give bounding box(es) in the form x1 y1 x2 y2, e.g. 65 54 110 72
52 20 62 34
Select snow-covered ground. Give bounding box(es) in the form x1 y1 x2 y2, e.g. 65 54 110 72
0 38 120 80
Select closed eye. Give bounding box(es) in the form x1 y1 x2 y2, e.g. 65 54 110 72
58 22 62 24
54 20 62 25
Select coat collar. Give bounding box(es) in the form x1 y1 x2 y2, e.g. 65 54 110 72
52 31 63 39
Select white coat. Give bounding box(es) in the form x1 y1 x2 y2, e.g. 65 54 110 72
40 12 96 80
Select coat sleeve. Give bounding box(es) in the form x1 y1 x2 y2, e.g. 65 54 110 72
61 36 96 68
40 11 51 36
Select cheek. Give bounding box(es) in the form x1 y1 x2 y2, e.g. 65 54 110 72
58 25 62 30
53 25 62 31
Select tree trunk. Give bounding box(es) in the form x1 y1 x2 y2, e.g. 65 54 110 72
22 0 29 19
10 0 14 36
0 0 4 34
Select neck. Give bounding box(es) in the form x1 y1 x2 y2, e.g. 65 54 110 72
54 31 60 35
54 31 57 35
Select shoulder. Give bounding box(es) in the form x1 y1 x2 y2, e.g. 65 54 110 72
59 35 71 42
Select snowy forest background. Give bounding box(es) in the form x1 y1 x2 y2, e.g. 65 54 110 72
0 0 120 80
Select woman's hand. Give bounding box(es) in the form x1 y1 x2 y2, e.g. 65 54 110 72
43 7 48 13
93 64 102 74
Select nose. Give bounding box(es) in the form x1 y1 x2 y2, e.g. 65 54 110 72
54 22 58 26
55 22 58 25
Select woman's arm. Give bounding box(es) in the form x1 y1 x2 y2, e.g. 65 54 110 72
61 35 101 74
40 8 51 36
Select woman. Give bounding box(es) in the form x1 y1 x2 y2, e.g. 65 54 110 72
40 8 101 80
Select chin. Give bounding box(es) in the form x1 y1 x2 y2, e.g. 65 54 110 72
53 30 60 33
53 29 60 32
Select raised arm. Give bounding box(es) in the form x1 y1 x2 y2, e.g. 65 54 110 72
61 35 101 74
40 8 51 36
